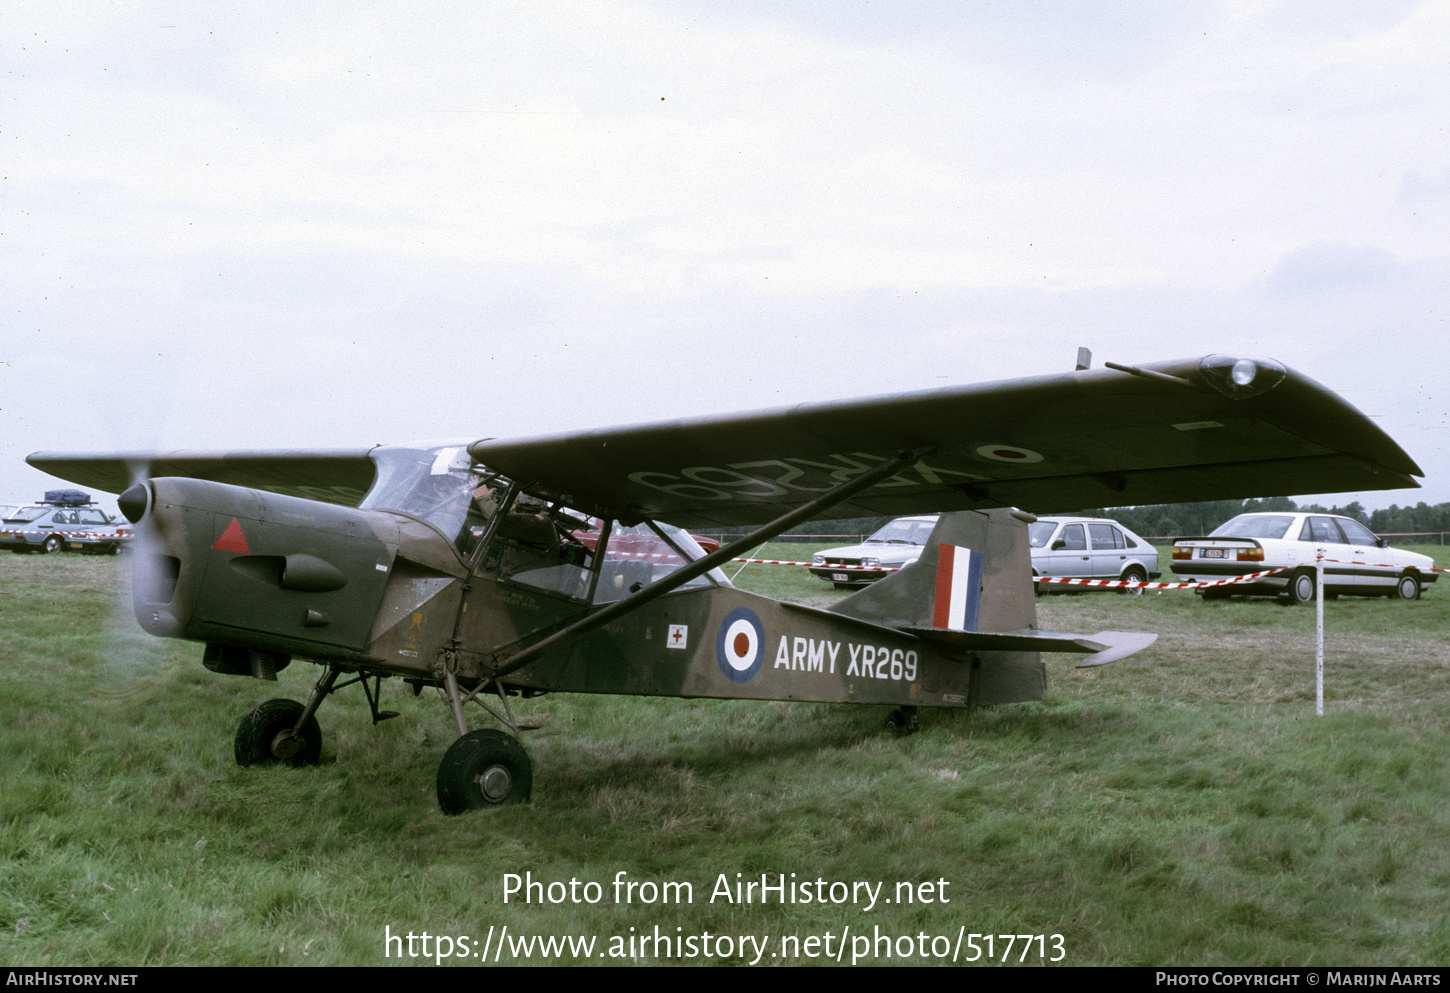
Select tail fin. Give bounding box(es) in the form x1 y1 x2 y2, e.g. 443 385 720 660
830 508 1037 635
829 509 1156 704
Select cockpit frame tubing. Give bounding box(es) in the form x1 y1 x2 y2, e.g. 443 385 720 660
582 517 614 604
644 520 724 586
464 478 522 573
484 447 933 680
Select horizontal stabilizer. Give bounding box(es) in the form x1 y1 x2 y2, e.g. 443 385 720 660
900 626 1157 666
899 625 1107 654
1073 630 1158 667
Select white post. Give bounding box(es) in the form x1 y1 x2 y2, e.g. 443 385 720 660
1316 548 1325 717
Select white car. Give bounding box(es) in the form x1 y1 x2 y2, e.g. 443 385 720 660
809 515 938 588
1169 512 1437 603
1028 517 1161 590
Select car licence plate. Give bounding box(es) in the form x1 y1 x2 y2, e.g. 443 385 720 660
1201 548 1227 558
832 573 850 582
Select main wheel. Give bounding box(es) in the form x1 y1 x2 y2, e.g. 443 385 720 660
235 699 322 766
1119 565 1147 595
41 535 63 554
1393 573 1420 600
437 729 532 814
1286 569 1316 605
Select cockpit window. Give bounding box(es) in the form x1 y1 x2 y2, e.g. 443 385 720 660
360 444 502 551
591 522 727 603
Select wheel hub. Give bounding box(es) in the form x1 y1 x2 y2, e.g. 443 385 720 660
477 765 512 802
271 730 302 760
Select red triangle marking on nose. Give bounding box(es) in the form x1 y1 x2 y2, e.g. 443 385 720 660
213 518 250 554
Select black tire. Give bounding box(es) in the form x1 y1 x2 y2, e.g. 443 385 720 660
1393 573 1420 601
1286 569 1316 605
436 729 532 814
41 535 63 555
884 707 920 734
1119 565 1147 595
1199 587 1230 601
235 699 322 766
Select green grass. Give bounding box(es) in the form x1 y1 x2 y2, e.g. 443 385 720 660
2 549 1449 966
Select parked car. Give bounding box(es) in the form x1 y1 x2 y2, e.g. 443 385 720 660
0 490 132 555
1169 512 1437 603
809 515 939 588
1029 517 1161 591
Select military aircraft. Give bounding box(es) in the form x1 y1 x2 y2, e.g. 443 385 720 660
29 353 1422 813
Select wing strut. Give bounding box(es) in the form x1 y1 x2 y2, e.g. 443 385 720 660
484 447 932 680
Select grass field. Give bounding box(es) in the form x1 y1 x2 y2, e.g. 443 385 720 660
3 546 1449 966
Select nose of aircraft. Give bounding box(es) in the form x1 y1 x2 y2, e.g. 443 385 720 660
118 482 150 523
124 477 396 660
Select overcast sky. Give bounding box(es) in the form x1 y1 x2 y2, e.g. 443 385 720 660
3 1 1447 518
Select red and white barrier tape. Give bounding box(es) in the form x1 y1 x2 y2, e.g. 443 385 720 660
733 557 1297 591
0 529 131 539
733 557 898 572
1034 567 1287 590
1317 554 1450 574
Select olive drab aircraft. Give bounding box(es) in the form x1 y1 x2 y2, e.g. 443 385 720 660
29 354 1423 813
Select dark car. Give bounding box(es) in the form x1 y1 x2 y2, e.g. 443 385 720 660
0 490 132 555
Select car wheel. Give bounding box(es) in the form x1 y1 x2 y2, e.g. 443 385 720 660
1119 565 1147 595
235 699 323 766
1286 569 1316 605
1392 573 1420 601
436 729 532 814
41 535 63 555
1199 587 1230 601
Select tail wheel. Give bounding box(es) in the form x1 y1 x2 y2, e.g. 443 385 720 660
235 699 323 766
1286 569 1317 605
437 729 532 814
884 707 920 734
1393 573 1420 600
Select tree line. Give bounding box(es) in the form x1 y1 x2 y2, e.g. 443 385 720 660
1066 497 1450 540
704 499 1450 543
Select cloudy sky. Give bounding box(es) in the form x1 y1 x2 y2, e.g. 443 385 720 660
3 1 1447 516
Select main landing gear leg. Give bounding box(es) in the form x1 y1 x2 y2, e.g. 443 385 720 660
234 666 340 766
436 666 533 813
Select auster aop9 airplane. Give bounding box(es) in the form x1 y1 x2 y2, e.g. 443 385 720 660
30 354 1422 813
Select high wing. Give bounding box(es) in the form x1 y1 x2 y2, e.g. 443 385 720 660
28 356 1421 527
466 354 1422 527
25 449 378 506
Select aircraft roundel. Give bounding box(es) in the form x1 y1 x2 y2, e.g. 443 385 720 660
974 443 1045 464
716 607 766 683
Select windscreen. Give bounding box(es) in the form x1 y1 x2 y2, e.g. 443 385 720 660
360 444 502 549
1028 522 1058 547
866 518 936 545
